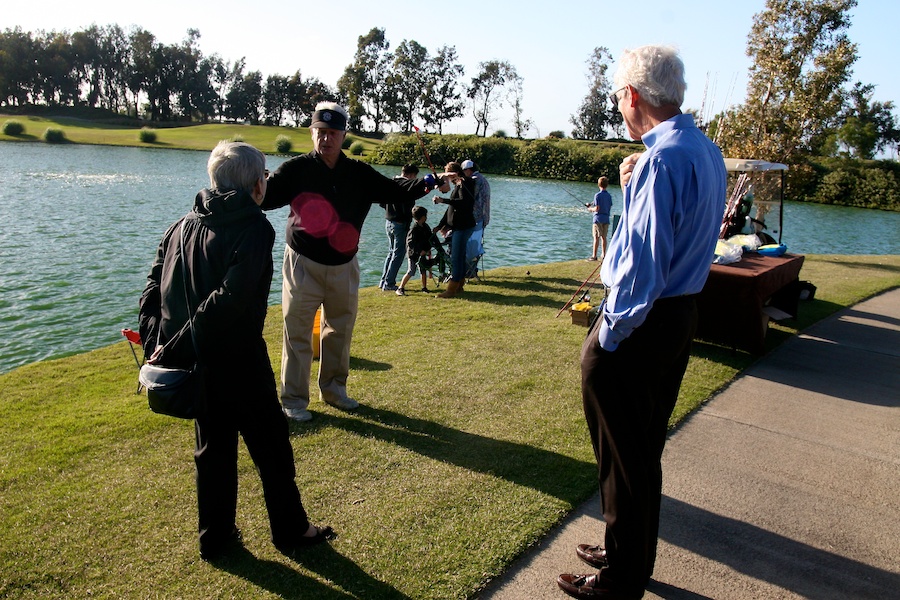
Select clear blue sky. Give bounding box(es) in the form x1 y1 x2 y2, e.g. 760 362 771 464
5 0 897 139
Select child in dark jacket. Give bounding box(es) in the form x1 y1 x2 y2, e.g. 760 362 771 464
397 206 432 295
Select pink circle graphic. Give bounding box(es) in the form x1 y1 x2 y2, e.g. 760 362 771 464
330 221 361 254
293 193 338 238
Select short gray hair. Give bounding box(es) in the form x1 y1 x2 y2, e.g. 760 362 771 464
207 141 265 193
614 45 686 108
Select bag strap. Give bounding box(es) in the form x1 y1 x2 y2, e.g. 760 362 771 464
178 218 201 367
150 217 201 366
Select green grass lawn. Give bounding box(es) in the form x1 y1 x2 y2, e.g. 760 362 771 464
1 256 898 599
0 113 381 156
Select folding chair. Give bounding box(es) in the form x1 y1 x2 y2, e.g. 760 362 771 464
465 227 485 281
121 328 144 393
423 231 451 287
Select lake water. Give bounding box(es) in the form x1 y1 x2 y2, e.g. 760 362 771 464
1 141 898 374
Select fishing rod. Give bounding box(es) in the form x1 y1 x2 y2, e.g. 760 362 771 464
412 126 438 177
556 260 604 317
560 184 590 208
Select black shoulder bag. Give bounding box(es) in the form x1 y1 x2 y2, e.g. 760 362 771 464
139 219 207 419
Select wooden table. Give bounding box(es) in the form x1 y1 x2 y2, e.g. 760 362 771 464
695 253 805 354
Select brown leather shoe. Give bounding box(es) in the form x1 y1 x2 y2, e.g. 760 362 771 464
576 543 609 568
437 280 462 298
557 573 640 599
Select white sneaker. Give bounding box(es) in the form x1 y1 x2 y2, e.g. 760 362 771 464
324 396 359 411
283 407 313 422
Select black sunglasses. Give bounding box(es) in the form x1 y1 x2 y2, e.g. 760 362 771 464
608 86 627 113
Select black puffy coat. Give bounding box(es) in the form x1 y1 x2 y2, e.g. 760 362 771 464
139 189 276 393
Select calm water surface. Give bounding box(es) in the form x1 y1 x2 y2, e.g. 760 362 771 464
1 141 898 374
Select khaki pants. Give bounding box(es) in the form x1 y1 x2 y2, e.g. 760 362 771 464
280 245 359 410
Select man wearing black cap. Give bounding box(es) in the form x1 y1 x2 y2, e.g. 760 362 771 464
262 102 445 422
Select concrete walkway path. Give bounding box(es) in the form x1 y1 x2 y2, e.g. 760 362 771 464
480 288 900 599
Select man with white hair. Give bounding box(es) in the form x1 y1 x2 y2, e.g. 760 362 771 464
262 102 445 422
558 46 726 599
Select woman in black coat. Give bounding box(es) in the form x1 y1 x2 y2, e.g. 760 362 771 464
432 161 476 298
139 141 333 560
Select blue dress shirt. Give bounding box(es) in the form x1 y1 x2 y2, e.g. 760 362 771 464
598 113 726 351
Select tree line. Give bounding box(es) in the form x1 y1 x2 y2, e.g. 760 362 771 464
2 2 898 166
0 24 533 137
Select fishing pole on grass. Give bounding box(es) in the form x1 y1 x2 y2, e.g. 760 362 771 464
556 260 604 317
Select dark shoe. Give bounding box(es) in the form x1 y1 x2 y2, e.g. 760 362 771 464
200 527 243 561
420 287 431 293
576 544 609 568
557 573 641 600
275 525 336 556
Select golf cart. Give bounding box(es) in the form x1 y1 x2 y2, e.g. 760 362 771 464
722 158 788 245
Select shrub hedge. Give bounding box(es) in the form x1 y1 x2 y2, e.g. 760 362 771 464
370 133 898 211
3 119 25 135
43 128 65 143
808 159 899 211
138 127 157 143
275 134 292 154
369 134 640 184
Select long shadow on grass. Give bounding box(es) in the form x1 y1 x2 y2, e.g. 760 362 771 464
463 276 600 310
212 545 411 599
349 356 392 371
313 406 596 500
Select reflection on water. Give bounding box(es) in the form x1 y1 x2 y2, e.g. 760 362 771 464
0 141 898 373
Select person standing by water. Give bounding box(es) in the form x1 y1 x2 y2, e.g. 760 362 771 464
588 176 612 261
139 141 334 561
378 163 420 291
558 45 726 600
462 159 490 275
262 102 443 422
432 161 476 298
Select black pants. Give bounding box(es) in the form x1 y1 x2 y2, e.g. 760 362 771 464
580 296 697 595
194 377 308 553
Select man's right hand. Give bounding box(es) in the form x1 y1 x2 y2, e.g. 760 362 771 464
619 152 643 186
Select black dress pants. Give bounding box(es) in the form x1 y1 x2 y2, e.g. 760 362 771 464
580 296 697 596
194 376 308 553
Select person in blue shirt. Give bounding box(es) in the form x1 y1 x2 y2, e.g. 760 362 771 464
558 45 726 600
588 176 613 261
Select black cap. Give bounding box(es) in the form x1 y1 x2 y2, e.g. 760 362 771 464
310 109 347 131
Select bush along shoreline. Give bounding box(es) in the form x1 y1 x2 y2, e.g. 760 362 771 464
371 132 900 211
